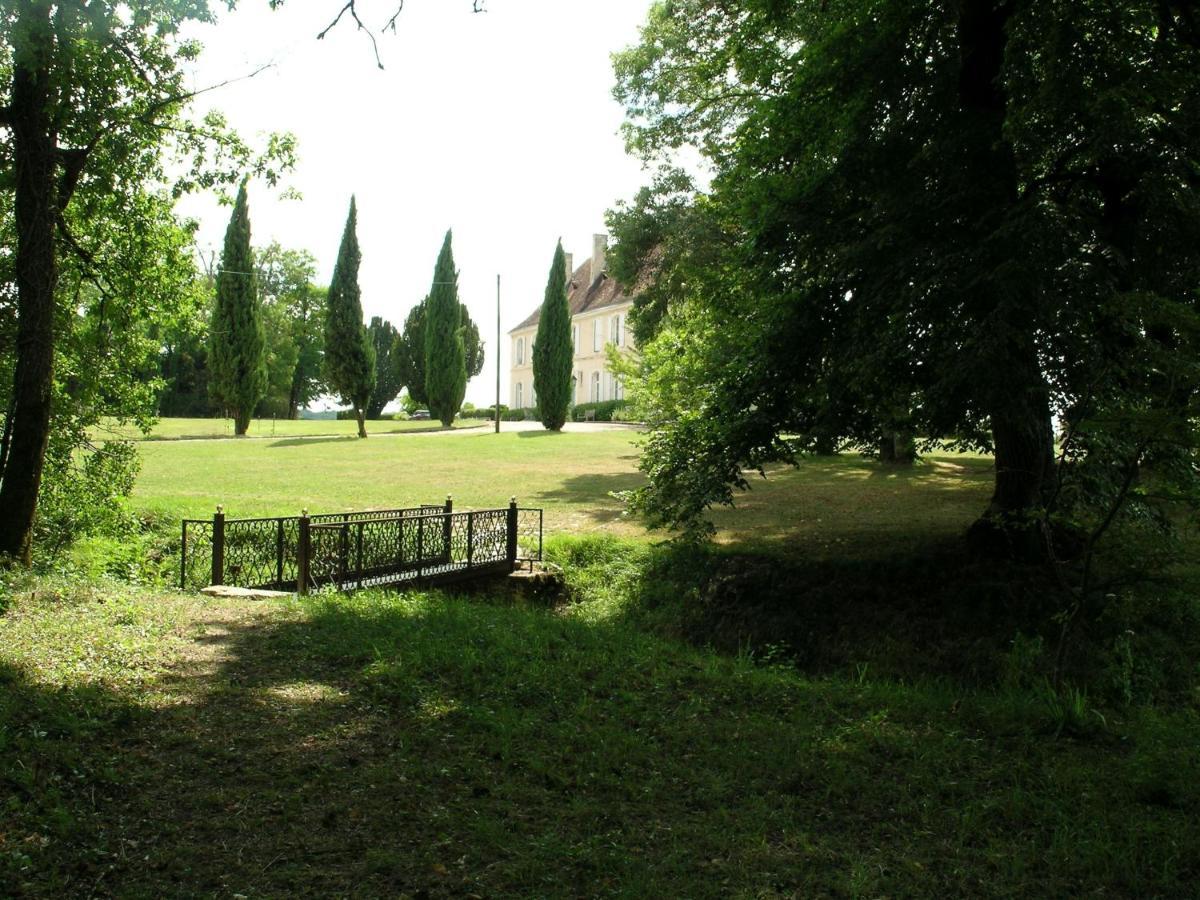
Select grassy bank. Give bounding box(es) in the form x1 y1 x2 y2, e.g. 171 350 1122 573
3 577 1197 897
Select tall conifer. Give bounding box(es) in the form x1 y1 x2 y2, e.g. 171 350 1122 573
324 197 375 438
533 240 573 431
209 180 266 435
424 230 466 427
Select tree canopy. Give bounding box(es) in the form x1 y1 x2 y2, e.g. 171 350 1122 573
366 316 403 419
613 0 1200 556
0 0 293 562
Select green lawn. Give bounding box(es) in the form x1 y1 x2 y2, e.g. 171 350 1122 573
2 579 1195 897
6 431 1197 896
132 427 995 554
97 415 480 441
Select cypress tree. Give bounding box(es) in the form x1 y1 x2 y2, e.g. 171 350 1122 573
209 180 266 436
324 196 375 438
533 240 573 430
424 230 466 427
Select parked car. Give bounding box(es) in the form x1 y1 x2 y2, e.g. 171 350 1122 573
411 409 430 420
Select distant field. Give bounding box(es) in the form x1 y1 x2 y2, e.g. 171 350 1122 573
131 428 995 554
97 416 480 441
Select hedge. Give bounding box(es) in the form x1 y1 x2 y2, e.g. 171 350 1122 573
570 400 630 422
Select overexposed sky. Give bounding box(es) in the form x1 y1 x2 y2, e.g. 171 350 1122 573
176 0 654 406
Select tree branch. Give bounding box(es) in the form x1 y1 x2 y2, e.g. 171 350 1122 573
56 142 96 213
318 1 384 69
383 1 405 33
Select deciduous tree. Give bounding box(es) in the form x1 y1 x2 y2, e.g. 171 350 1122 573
0 1 292 563
366 316 402 418
614 0 1200 557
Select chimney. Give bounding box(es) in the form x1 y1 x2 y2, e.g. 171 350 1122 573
591 233 607 285
563 251 574 285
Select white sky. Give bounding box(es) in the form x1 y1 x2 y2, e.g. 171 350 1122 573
176 0 655 407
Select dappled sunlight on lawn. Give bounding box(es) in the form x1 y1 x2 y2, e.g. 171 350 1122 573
709 454 994 556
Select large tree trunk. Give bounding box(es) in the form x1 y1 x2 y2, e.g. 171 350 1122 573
0 2 57 564
356 408 367 438
953 0 1056 557
234 408 250 436
969 340 1056 558
287 375 300 420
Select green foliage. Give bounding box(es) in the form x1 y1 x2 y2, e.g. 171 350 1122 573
254 293 299 418
0 0 296 562
461 302 485 379
423 230 467 427
613 0 1200 546
33 442 140 565
0 183 203 559
256 242 325 418
532 242 573 430
323 197 375 436
155 273 217 418
207 182 266 435
366 316 402 418
570 400 630 422
395 298 429 406
501 406 540 421
460 404 507 419
397 295 483 408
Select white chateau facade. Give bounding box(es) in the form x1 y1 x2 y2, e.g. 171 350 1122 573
508 234 635 410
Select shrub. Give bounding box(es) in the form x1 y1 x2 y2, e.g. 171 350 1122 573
502 406 539 421
570 400 631 422
460 404 507 420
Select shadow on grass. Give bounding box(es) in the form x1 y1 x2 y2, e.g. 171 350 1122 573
5 586 1199 898
531 472 646 525
697 454 994 555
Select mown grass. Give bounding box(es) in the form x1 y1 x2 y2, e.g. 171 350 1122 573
131 426 995 555
2 577 1196 897
97 415 479 442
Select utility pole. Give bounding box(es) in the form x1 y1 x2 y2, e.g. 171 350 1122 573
495 273 501 434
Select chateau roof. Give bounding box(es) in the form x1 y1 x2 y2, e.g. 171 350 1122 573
510 258 632 334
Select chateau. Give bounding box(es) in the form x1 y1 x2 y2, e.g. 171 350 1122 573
508 234 635 410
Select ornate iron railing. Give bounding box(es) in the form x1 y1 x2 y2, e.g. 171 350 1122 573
181 498 543 594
